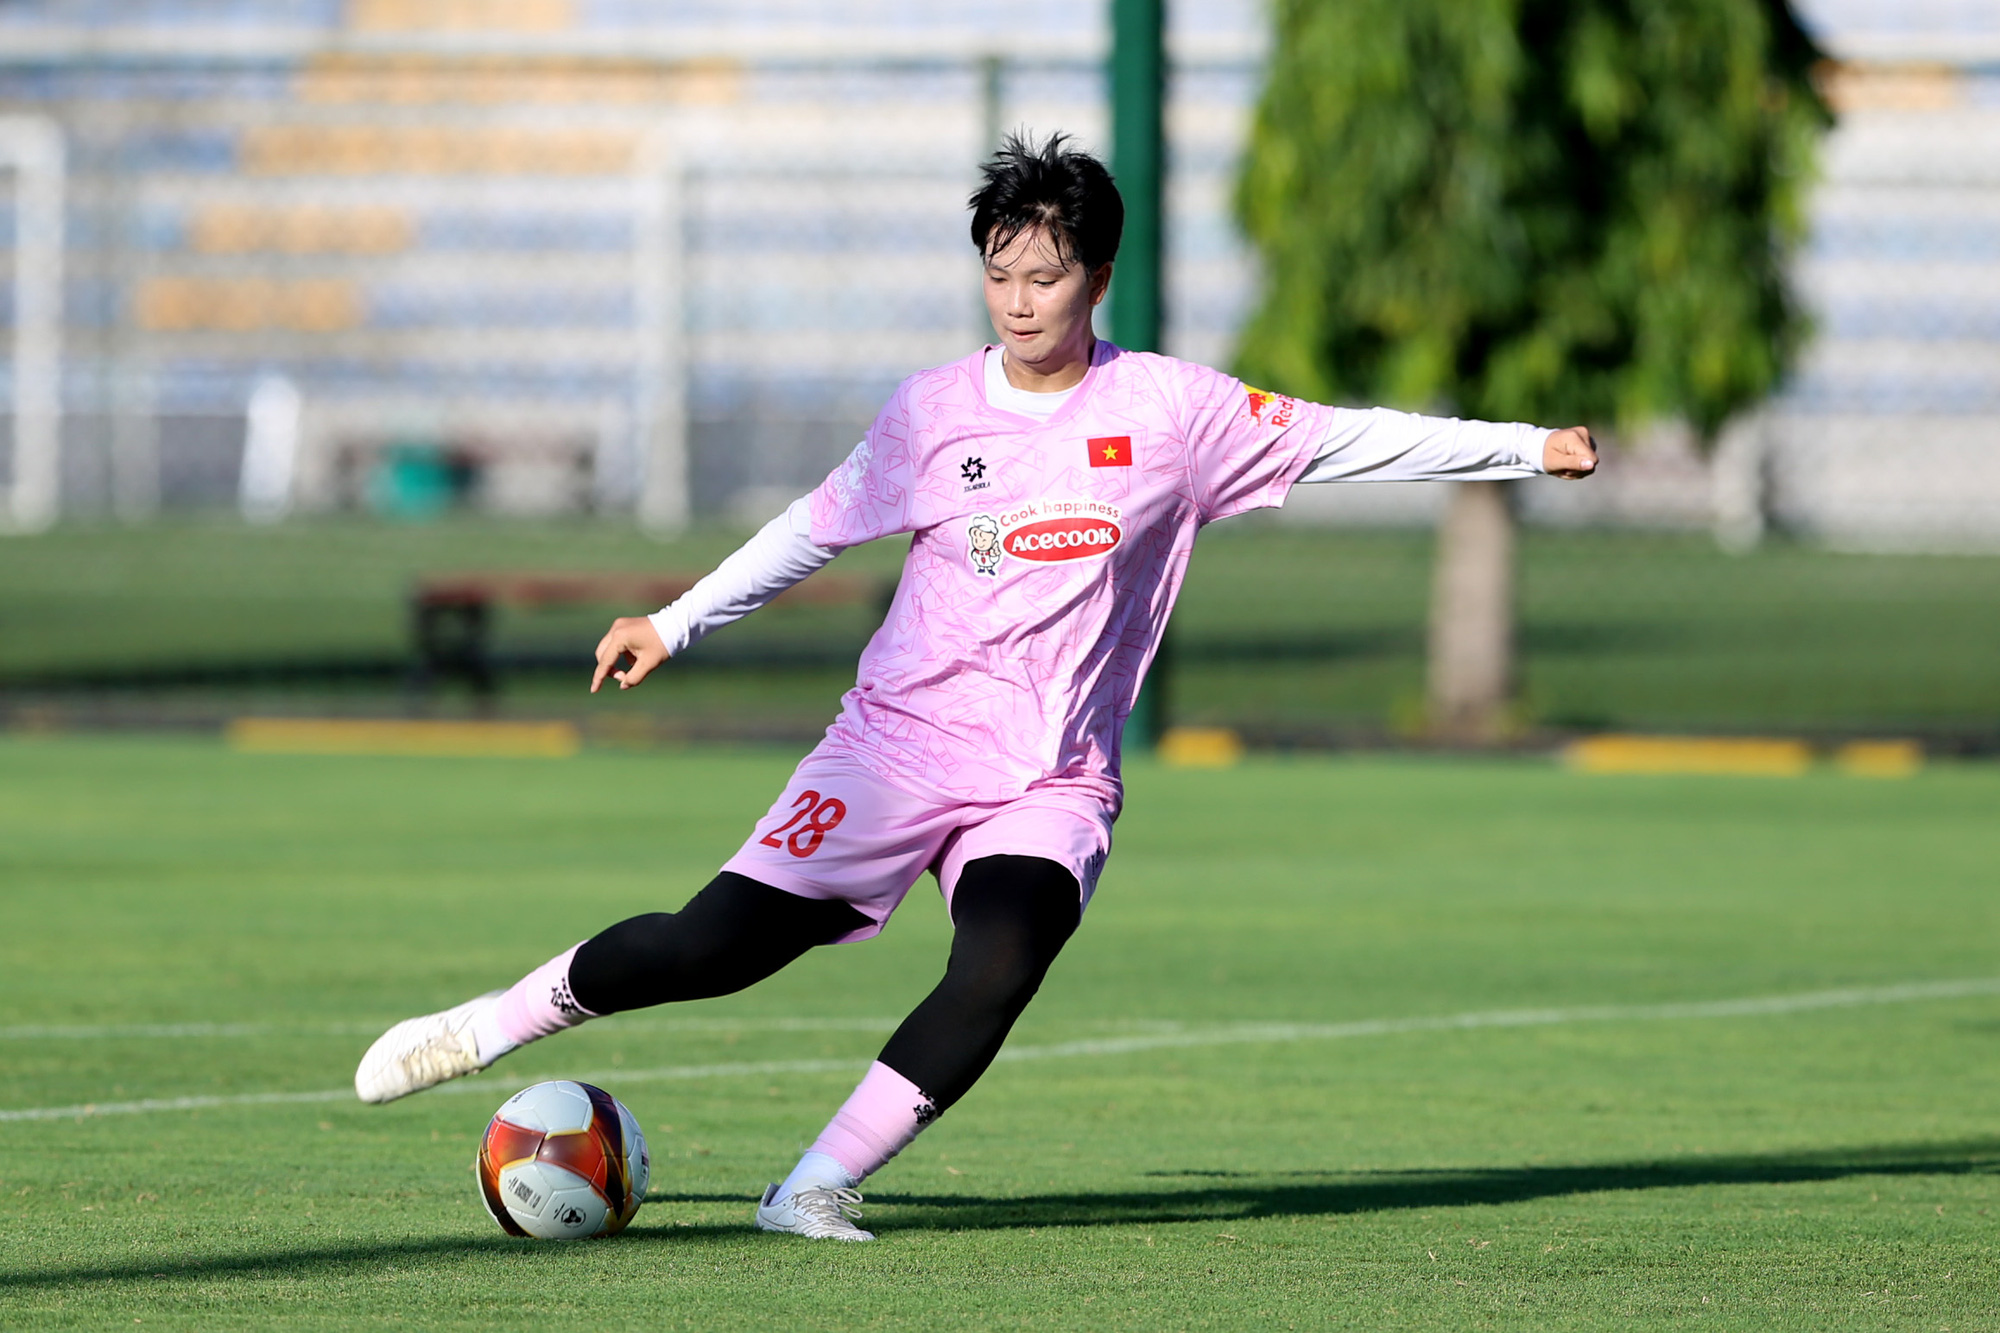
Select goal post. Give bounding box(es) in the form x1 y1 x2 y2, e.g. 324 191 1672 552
0 115 63 534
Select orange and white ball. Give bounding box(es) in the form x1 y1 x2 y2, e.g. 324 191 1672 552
477 1080 649 1239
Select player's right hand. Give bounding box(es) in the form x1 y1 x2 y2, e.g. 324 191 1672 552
591 615 671 693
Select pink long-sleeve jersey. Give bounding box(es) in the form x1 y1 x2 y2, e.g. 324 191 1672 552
802 341 1538 805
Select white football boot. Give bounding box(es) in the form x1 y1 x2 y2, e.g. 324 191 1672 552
754 1184 876 1241
354 991 502 1104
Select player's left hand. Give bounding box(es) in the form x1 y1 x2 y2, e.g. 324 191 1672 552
1543 426 1597 479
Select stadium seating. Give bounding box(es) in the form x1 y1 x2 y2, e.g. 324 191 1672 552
0 0 1995 547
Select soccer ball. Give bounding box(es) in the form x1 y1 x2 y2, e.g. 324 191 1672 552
476 1080 649 1240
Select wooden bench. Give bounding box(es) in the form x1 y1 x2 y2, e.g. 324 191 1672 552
410 570 895 696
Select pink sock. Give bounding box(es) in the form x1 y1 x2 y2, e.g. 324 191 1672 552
808 1061 939 1182
480 943 596 1058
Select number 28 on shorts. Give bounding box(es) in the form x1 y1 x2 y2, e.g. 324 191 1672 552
758 790 847 858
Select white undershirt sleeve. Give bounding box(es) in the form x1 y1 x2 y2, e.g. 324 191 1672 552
646 496 838 657
1297 407 1549 485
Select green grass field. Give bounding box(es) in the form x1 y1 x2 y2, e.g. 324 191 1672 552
4 518 2000 737
3 735 1996 1329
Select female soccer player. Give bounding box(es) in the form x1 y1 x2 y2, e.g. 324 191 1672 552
356 133 1597 1241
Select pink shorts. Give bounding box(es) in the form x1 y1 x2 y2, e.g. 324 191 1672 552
721 747 1117 943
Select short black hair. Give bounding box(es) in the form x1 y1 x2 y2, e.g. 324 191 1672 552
968 131 1123 272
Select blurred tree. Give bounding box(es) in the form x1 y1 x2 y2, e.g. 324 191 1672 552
1235 0 1830 742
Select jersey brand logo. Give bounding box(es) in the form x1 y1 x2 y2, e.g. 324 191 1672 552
1087 436 1133 468
959 455 990 493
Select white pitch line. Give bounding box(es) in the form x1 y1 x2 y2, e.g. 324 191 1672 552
0 1021 328 1041
0 1015 904 1042
5 977 1996 1125
0 1089 358 1121
987 976 2000 1060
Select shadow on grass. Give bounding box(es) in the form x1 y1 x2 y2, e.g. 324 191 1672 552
646 1137 2000 1216
866 1137 2000 1232
7 1138 1996 1290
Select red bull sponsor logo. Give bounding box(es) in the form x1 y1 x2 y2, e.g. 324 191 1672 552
1244 385 1296 429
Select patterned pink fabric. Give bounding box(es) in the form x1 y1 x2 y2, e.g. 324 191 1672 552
807 341 1331 803
721 749 1113 943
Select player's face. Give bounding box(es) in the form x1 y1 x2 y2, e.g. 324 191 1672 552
983 224 1112 376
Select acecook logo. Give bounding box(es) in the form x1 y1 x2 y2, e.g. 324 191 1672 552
967 498 1125 574
1003 516 1123 562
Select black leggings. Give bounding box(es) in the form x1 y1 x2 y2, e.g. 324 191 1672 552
568 855 1080 1111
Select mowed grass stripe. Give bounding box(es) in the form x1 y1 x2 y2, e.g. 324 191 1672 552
10 975 1996 1123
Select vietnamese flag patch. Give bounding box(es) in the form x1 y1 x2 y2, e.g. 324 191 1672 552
1087 436 1133 468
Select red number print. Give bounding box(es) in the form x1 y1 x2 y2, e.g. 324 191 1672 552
759 790 818 848
787 797 845 858
758 790 846 858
